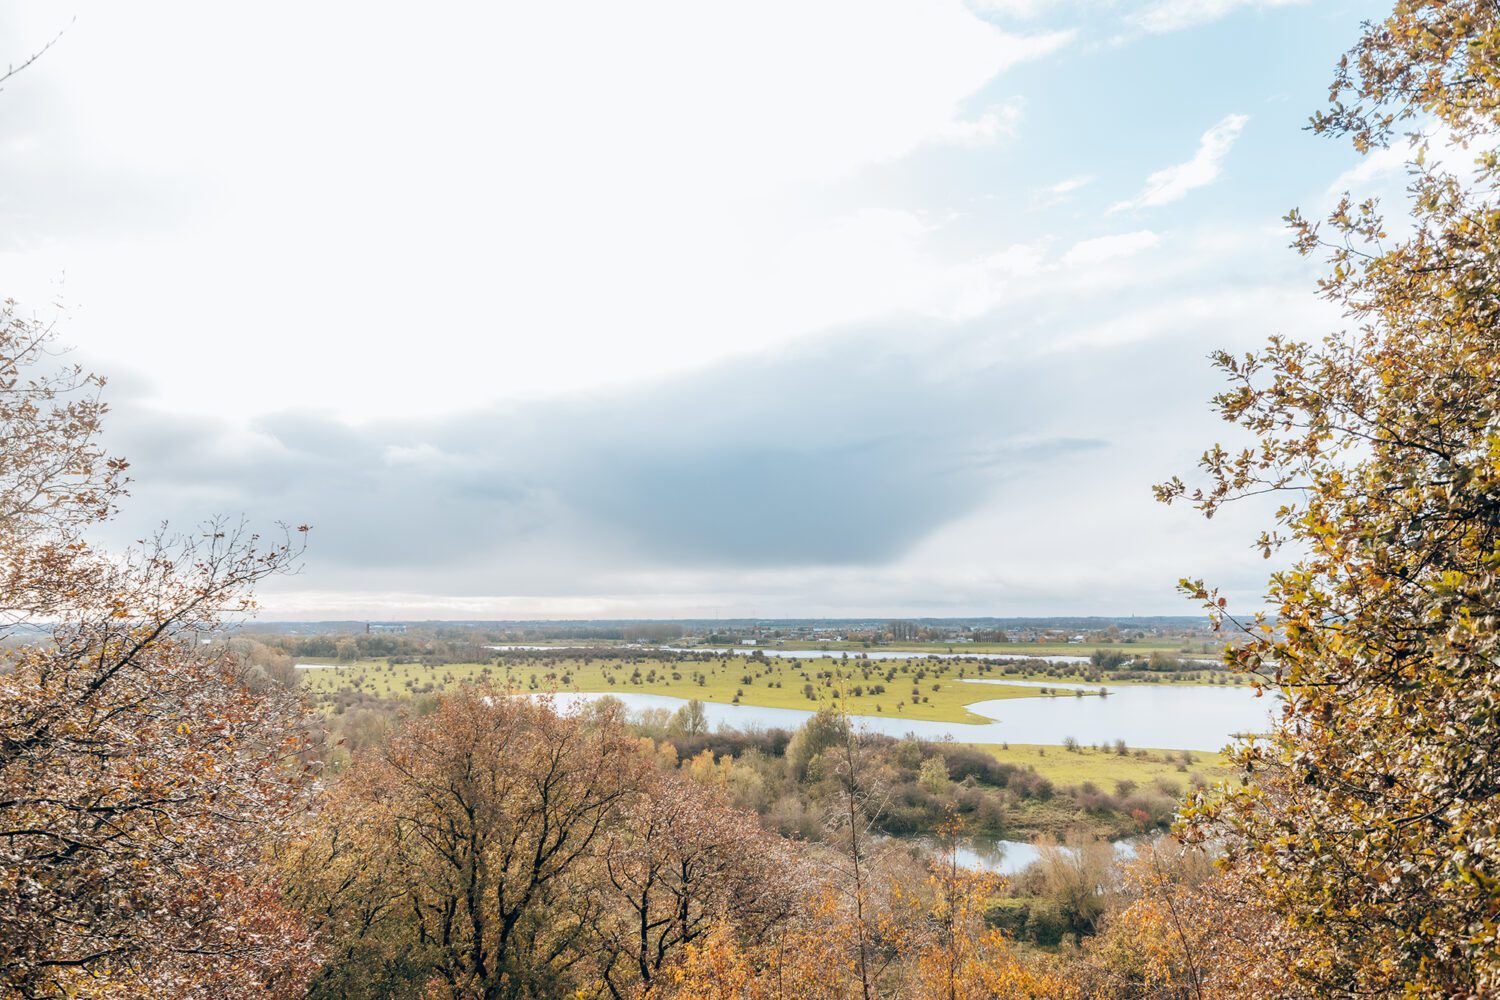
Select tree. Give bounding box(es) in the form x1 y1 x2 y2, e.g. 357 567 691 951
668 697 709 737
821 712 887 1000
0 303 316 997
585 768 801 998
1076 840 1295 1000
918 754 950 794
1028 834 1117 940
784 706 849 780
287 690 650 999
277 773 416 1000
897 813 1077 1000
1157 1 1500 991
656 814 1075 1000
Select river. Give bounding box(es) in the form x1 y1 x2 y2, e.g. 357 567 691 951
544 682 1271 753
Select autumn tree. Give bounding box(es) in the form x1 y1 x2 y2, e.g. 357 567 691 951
819 712 889 1000
584 768 801 998
656 815 1073 1000
0 303 316 997
1157 0 1500 991
888 812 1077 1000
286 690 656 999
276 771 414 1000
1076 839 1296 1000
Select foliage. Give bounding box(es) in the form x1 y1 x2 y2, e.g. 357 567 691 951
1155 1 1500 991
1025 834 1118 939
283 691 1117 998
656 816 1077 1000
0 303 316 997
1076 840 1299 999
585 766 802 996
282 692 804 1000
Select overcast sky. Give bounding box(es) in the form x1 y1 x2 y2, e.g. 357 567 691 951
3 0 1402 619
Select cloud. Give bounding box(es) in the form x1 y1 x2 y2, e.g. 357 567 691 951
1061 230 1159 265
1326 145 1409 194
1129 0 1310 34
1111 114 1248 211
1032 174 1093 207
967 0 1050 17
4 2 1349 620
933 99 1026 146
979 27 1078 68
1323 127 1500 198
1046 175 1093 196
1 2 1077 425
78 212 1334 620
97 323 1111 593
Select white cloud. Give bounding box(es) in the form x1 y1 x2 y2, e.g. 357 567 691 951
1130 0 1310 34
1111 113 1248 211
984 243 1049 277
1032 173 1093 206
1325 144 1408 194
1 1 1347 617
1048 175 1094 195
933 98 1026 146
2 1 1072 425
966 0 1050 19
1061 230 1160 266
1324 127 1500 197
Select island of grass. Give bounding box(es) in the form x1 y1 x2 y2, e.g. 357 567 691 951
298 654 1071 723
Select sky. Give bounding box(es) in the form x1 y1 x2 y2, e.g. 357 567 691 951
1 0 1407 620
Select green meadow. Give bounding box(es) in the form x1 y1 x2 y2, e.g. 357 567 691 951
299 650 1247 724
971 742 1231 788
299 655 1105 723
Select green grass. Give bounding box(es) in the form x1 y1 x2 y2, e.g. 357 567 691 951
970 743 1231 788
299 655 1077 723
300 648 1249 725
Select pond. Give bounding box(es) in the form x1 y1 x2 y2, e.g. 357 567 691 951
896 836 1136 876
545 683 1273 753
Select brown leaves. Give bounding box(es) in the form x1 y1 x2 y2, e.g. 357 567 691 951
0 309 317 996
283 691 657 998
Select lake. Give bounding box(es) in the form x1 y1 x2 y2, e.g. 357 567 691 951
298 663 1267 749
546 682 1272 753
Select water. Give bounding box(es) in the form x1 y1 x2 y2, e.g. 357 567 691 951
962 678 1102 692
299 663 1264 749
662 646 1107 665
484 644 579 651
546 683 1272 753
899 836 1135 876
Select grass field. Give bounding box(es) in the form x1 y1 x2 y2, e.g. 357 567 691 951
301 648 1247 727
298 655 1096 723
970 743 1231 788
